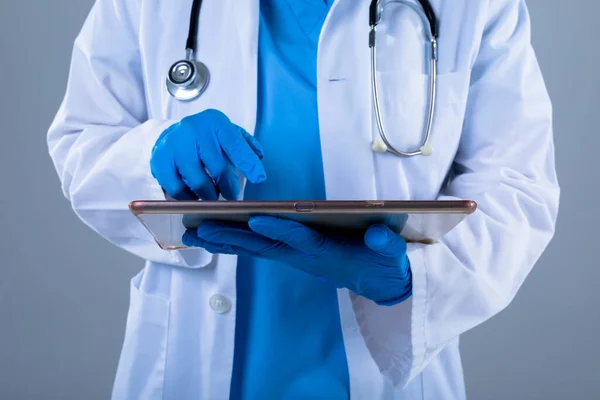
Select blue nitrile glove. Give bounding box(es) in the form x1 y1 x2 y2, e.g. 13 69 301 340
183 216 412 306
150 109 267 200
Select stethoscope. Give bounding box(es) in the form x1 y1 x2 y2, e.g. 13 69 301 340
166 0 438 157
165 0 209 101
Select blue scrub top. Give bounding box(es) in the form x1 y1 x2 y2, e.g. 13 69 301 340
229 0 350 398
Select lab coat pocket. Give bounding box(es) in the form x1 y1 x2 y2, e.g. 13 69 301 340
373 70 470 156
111 270 171 400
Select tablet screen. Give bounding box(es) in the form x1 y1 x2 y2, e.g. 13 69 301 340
133 208 469 250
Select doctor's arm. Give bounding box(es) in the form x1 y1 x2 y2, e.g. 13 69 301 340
46 0 211 268
351 0 559 386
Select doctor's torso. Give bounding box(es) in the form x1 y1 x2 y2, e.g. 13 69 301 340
46 0 557 398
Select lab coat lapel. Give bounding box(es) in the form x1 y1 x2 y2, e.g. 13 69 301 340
230 0 260 133
230 0 259 196
317 0 378 201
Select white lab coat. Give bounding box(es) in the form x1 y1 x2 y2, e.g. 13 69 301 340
47 0 559 398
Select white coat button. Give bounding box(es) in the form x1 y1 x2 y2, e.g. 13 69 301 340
209 294 231 314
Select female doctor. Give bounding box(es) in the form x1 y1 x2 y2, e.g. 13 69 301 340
47 0 559 399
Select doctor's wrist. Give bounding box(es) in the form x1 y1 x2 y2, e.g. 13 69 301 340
373 285 412 306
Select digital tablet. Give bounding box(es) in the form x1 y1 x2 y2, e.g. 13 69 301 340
129 200 477 250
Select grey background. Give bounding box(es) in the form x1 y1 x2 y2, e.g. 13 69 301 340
0 0 597 399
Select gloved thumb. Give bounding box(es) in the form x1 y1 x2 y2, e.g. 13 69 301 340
364 224 407 257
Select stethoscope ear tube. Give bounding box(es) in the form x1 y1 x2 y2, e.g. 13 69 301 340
369 0 380 26
370 0 437 38
186 0 203 51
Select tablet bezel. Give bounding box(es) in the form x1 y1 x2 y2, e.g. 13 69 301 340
129 199 477 215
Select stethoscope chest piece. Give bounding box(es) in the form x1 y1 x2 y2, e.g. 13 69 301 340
166 58 210 101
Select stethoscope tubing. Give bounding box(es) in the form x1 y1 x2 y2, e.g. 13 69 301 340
168 0 439 157
369 0 438 157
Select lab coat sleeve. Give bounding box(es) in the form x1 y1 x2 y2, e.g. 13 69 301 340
352 0 559 386
47 0 213 268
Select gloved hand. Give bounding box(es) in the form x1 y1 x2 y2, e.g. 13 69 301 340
183 217 412 306
150 109 267 200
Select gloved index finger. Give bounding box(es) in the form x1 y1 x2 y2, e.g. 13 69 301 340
216 124 267 184
240 128 264 159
